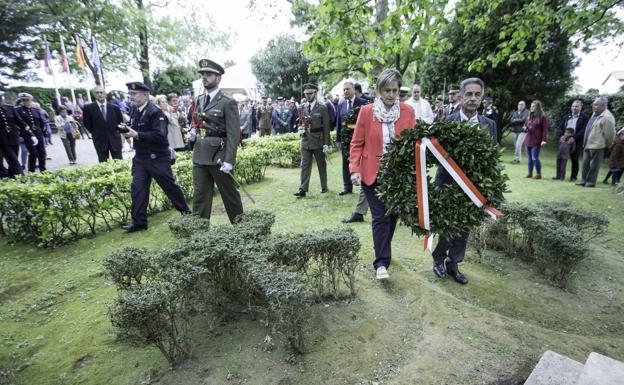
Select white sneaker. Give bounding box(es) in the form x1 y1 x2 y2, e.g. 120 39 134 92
375 266 389 280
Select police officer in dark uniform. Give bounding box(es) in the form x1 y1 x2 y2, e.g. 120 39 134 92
189 59 243 223
120 81 191 233
1 91 34 178
16 93 46 172
293 83 330 197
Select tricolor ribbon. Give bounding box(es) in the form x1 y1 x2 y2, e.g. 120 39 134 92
415 137 503 251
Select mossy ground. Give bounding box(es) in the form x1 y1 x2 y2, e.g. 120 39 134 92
1 140 623 385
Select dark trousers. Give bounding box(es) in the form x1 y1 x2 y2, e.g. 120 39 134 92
192 164 243 223
362 181 398 270
341 145 352 193
0 143 23 177
299 147 327 192
96 147 123 163
581 148 604 186
61 137 76 162
431 230 470 271
604 169 623 185
555 157 568 180
569 143 583 179
27 131 46 172
130 157 190 227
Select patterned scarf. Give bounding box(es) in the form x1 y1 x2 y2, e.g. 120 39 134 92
373 96 400 137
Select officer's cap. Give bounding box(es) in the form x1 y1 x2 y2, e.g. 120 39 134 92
399 86 410 95
617 127 624 136
126 82 150 92
277 96 284 101
18 92 33 100
198 59 225 75
436 95 443 102
448 85 460 94
484 96 493 102
261 95 268 100
303 83 318 91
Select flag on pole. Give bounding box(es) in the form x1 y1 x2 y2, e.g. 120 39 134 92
91 35 100 72
59 35 69 73
75 36 86 69
43 36 53 75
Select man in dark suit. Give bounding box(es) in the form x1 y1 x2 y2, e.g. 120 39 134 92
120 81 190 233
293 83 330 198
189 59 243 223
0 91 32 178
83 86 124 162
16 93 46 172
432 77 497 285
557 99 589 181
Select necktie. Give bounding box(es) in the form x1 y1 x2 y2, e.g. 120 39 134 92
348 99 352 113
100 104 106 120
203 94 211 110
308 104 312 114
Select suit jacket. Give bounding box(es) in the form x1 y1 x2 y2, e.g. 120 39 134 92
336 96 367 141
349 103 416 186
436 112 497 186
1 105 29 146
557 112 589 144
192 90 240 166
301 101 330 150
82 102 124 152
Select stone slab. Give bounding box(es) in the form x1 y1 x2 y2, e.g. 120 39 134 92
524 350 583 385
576 352 624 385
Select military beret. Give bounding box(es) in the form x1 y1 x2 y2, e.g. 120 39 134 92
126 81 150 92
303 83 318 91
198 59 225 75
18 92 33 99
448 85 460 94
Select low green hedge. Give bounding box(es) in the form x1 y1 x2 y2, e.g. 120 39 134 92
104 210 361 366
470 201 608 287
245 132 337 168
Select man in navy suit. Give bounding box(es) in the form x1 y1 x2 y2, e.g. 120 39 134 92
83 86 124 162
432 77 497 285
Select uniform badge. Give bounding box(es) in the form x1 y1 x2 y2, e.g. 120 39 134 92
159 117 165 120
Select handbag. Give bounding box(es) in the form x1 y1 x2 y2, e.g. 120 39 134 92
71 123 81 139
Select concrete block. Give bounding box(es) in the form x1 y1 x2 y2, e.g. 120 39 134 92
524 350 583 385
576 352 624 385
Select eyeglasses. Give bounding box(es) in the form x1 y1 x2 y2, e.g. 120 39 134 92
303 92 315 95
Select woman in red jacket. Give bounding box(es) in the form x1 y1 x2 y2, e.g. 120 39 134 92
524 100 549 179
349 69 416 280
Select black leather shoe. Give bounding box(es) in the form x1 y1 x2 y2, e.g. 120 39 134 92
293 189 306 198
181 210 192 215
338 190 353 196
569 177 577 182
447 269 468 285
433 262 446 278
584 184 595 188
122 224 148 233
342 213 364 223
320 188 329 193
576 182 586 186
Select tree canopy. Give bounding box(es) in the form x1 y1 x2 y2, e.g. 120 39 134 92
152 65 197 96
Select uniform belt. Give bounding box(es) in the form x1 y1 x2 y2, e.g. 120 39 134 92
204 133 227 138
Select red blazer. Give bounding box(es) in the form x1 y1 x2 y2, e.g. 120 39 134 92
349 103 416 186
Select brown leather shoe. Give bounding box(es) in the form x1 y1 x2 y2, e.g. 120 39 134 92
533 175 542 180
525 174 533 178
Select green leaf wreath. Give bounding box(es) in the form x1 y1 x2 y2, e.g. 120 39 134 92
376 120 508 238
340 105 362 156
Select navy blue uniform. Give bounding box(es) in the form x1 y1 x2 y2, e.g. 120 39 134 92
16 105 47 172
129 101 190 227
0 105 30 177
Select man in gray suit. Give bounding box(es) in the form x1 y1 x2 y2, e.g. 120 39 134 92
432 77 497 285
189 59 243 223
294 83 330 197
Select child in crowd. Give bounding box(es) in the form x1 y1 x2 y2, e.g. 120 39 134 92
553 127 575 181
603 127 624 185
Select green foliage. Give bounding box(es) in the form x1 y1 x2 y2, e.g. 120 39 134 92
340 105 362 155
152 65 197 96
471 201 609 287
377 120 508 238
553 92 624 129
250 35 315 98
421 0 576 113
167 215 210 239
105 210 361 364
0 146 272 247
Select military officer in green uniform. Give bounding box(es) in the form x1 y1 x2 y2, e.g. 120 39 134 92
189 59 244 223
293 83 330 198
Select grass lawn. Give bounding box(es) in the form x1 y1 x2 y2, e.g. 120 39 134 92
1 140 623 385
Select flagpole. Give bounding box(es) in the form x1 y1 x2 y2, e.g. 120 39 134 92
44 36 62 107
60 35 77 106
75 35 92 103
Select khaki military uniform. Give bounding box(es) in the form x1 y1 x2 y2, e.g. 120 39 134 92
192 90 243 223
256 104 273 136
299 101 330 192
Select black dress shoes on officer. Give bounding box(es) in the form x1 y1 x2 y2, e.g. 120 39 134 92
447 269 468 284
433 262 446 278
342 213 364 223
320 188 329 193
338 190 353 196
122 223 148 233
293 189 306 198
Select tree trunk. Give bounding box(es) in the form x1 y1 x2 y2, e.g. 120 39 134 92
136 0 151 87
374 0 389 73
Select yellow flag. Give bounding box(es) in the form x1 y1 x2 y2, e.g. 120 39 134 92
75 36 86 69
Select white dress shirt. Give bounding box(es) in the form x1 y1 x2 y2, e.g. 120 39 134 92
406 97 434 124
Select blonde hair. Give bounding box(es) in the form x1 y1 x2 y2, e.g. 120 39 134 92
375 69 402 92
154 95 167 109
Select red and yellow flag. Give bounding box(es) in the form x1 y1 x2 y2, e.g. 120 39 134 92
75 36 86 69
